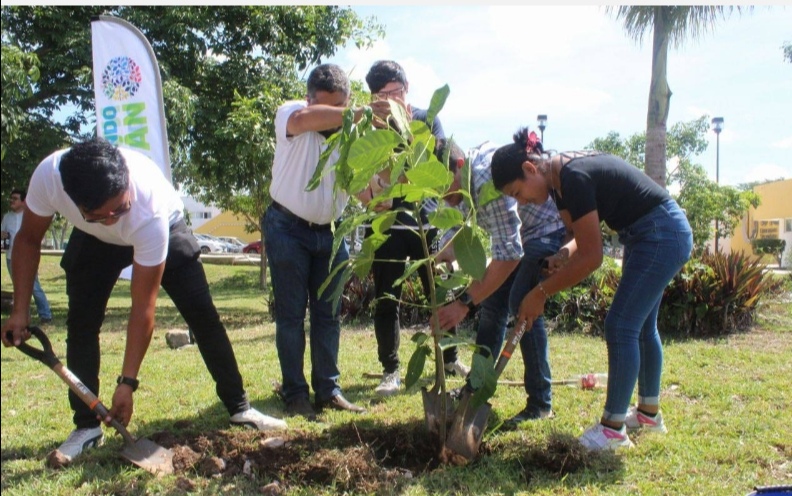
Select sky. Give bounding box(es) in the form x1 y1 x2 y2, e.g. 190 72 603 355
324 5 791 188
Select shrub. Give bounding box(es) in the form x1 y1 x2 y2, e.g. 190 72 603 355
658 251 778 337
751 239 786 268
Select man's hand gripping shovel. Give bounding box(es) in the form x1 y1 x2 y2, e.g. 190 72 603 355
8 326 174 476
443 319 529 463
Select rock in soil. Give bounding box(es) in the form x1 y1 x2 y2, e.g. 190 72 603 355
45 450 71 469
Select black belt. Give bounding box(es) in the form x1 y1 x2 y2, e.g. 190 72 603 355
271 201 334 230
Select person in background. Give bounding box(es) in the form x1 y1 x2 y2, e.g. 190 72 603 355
1 188 52 325
359 60 469 397
265 63 367 418
2 137 287 465
435 139 566 423
491 127 692 451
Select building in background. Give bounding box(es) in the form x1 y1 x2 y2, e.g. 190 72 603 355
194 210 259 243
722 179 792 268
181 196 220 231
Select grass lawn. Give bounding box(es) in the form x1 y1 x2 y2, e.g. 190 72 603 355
1 255 790 495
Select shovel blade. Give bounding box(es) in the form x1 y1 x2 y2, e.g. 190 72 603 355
121 438 174 476
444 397 492 462
421 387 456 436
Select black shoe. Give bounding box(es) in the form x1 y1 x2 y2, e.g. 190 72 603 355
285 396 316 420
315 394 367 414
503 406 554 430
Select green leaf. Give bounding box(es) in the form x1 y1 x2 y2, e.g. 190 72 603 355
477 180 503 207
391 183 441 203
405 159 452 190
426 85 450 127
469 353 497 409
428 207 464 230
347 130 402 192
453 225 487 280
405 345 431 391
411 331 430 346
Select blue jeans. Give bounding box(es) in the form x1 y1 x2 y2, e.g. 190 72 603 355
264 205 349 404
475 228 564 414
5 257 52 320
603 199 692 422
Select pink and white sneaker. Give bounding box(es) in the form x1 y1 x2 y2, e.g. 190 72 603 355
579 423 634 451
624 406 668 433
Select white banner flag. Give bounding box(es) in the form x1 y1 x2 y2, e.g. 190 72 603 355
91 15 171 183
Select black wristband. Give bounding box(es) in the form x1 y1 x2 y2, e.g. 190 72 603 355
458 291 476 313
116 375 139 392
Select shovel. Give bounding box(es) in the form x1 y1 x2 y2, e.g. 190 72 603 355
9 326 174 476
444 320 529 461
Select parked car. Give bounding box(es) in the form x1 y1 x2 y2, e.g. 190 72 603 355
203 234 238 253
218 236 245 253
242 240 262 254
194 233 226 254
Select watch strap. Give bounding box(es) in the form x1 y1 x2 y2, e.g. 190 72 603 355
116 375 139 392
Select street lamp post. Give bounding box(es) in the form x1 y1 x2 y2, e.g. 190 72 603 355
712 116 724 253
537 114 547 143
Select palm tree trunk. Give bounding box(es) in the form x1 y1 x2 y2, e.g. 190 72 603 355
645 6 672 189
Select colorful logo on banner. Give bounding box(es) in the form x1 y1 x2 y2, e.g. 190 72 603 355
102 56 142 101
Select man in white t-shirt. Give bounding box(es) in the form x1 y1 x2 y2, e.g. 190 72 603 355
2 138 286 464
1 188 52 324
265 63 367 418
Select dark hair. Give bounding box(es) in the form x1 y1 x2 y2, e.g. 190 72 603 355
365 60 408 93
11 188 26 202
59 137 129 211
491 127 546 190
435 138 465 173
306 63 350 100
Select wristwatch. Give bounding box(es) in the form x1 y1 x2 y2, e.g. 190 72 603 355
458 291 477 313
116 375 139 392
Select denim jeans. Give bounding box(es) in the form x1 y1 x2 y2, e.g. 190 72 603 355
367 227 458 373
503 227 567 414
61 222 250 428
264 205 349 403
602 199 692 422
5 257 52 320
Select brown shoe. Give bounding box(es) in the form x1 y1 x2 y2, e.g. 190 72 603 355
285 396 316 420
316 394 367 414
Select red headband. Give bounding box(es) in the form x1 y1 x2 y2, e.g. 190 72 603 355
525 131 541 155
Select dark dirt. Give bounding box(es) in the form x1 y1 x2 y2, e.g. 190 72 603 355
144 423 616 494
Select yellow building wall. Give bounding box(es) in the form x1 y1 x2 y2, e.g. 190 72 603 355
729 178 792 258
193 211 260 243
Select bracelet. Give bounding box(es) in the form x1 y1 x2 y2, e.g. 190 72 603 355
116 375 139 392
537 281 551 299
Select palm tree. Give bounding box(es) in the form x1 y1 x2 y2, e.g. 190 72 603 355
606 6 737 189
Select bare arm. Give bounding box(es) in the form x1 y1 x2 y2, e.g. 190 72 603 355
104 260 164 426
1 209 52 346
286 104 364 136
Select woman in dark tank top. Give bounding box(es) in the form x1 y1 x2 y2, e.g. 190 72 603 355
491 127 693 452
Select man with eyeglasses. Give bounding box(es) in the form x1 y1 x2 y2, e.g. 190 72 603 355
359 60 469 397
1 188 52 325
2 137 287 465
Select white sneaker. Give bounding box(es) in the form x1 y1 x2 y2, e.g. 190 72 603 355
624 406 668 433
375 371 401 396
230 408 287 431
444 360 470 377
579 423 634 451
56 426 104 461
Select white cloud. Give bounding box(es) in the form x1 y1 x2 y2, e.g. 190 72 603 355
739 163 790 184
772 136 792 149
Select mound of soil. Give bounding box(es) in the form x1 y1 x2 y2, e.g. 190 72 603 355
150 420 445 494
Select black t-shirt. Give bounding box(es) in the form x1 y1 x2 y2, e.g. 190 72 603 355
390 107 445 227
552 153 670 231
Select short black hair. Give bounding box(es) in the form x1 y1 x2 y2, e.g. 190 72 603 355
11 188 26 202
306 63 350 100
365 60 408 93
59 137 129 211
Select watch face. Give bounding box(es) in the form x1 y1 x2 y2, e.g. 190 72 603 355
460 292 472 305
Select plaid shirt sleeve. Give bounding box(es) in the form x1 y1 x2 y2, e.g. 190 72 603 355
471 152 523 261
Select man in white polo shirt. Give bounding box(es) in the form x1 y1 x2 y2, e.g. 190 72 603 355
265 63 367 418
2 137 286 464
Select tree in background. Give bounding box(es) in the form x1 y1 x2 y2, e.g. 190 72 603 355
2 6 382 283
606 6 738 188
587 116 759 253
783 41 792 63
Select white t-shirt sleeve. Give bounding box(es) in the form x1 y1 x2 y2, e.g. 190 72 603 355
275 101 306 142
25 151 63 218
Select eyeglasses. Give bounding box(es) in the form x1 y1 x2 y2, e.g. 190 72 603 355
374 85 405 100
81 199 132 224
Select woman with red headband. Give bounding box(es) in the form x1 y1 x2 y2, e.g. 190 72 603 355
490 127 692 451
